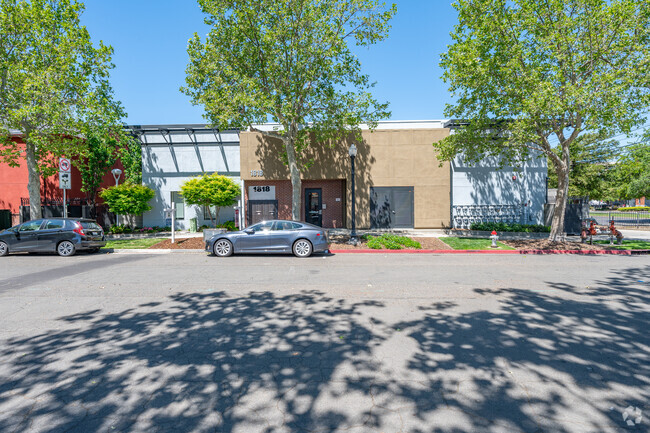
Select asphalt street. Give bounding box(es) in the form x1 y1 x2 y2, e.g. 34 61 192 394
0 252 648 433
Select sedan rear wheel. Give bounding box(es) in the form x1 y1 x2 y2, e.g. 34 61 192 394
0 241 8 257
293 239 312 258
57 241 76 257
213 239 233 257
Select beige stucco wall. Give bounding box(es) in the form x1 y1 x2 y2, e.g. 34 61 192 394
240 128 451 228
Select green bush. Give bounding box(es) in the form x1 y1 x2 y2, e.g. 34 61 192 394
470 222 551 233
618 206 650 212
365 234 422 250
217 220 237 231
100 183 155 217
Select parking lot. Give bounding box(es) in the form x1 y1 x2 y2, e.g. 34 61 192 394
0 253 648 432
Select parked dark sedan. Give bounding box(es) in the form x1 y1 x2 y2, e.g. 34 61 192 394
0 218 106 257
205 220 329 258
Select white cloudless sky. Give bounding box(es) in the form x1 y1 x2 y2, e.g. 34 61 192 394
81 0 457 125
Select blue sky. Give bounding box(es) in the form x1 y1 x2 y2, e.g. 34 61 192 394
81 1 457 126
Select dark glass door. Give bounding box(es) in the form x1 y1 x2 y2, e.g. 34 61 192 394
305 188 322 226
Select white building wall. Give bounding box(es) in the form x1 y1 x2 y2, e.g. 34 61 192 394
451 153 548 226
139 128 241 230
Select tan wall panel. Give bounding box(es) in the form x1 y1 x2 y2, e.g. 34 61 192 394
240 128 451 228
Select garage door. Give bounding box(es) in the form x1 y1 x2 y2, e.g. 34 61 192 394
370 187 414 229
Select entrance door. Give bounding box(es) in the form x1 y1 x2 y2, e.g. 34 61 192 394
370 187 414 229
305 188 322 226
248 200 278 225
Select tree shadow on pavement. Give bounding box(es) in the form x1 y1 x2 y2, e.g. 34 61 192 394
395 264 650 432
1 265 649 432
0 290 386 433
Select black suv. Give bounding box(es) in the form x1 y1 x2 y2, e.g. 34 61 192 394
0 218 106 257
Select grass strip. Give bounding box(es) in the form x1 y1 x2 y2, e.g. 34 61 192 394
102 238 166 249
439 237 515 250
593 239 650 250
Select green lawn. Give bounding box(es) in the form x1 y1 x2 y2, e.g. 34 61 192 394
593 239 650 250
102 238 165 249
439 237 515 250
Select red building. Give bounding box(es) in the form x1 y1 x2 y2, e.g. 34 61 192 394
0 135 124 226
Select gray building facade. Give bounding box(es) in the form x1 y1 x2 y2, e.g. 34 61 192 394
131 125 241 230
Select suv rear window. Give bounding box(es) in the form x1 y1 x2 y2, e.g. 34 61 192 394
80 221 102 230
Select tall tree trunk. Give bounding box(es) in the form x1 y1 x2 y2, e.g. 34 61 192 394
549 146 570 241
24 139 42 220
285 133 302 221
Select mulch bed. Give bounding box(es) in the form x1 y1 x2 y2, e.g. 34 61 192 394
146 235 617 252
149 237 205 249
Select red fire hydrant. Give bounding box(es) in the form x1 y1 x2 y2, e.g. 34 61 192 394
609 220 624 245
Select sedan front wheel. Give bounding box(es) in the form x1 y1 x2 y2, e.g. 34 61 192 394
293 239 312 258
57 241 76 257
0 241 8 257
213 239 233 257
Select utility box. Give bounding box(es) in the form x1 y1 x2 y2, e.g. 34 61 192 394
0 210 11 230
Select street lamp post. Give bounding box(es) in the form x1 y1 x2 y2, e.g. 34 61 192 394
348 143 358 245
111 168 122 226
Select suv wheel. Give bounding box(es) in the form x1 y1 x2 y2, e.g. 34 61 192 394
57 241 76 257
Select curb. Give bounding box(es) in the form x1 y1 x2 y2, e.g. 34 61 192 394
330 249 648 255
101 248 649 255
105 249 206 254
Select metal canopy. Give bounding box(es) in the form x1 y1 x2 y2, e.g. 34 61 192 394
126 124 240 176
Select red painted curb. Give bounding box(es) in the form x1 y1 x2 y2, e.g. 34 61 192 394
329 249 643 255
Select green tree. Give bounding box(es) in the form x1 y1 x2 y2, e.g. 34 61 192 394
180 173 240 227
99 184 155 224
612 141 650 199
546 133 618 200
182 0 395 221
0 0 125 220
436 0 650 240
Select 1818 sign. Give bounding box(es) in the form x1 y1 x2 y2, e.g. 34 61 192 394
250 169 264 177
252 186 271 193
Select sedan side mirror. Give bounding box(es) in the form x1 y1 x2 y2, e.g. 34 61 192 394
244 228 255 235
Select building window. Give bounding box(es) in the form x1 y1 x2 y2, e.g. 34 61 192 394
171 191 184 219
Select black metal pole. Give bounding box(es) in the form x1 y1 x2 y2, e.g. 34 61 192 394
350 154 358 243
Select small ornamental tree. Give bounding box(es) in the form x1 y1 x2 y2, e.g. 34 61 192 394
180 173 240 227
99 184 155 225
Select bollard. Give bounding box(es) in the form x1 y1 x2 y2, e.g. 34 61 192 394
490 230 499 248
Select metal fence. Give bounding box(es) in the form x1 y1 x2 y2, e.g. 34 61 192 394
590 211 650 227
452 205 525 229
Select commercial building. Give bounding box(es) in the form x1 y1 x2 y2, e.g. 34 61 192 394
134 120 547 231
240 121 452 229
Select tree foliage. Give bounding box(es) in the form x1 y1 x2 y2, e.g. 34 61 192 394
436 0 650 240
183 0 395 220
99 184 155 218
546 133 618 200
612 141 650 199
0 0 125 219
180 173 240 227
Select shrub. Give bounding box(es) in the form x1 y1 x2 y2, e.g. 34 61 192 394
217 220 237 231
470 222 551 233
618 206 650 212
